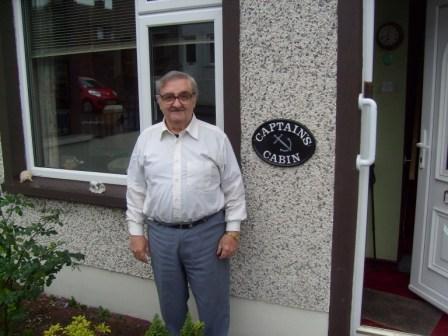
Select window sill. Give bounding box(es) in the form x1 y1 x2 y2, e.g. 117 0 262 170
2 177 126 209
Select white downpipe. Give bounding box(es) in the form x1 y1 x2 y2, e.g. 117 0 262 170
362 0 375 83
351 0 377 335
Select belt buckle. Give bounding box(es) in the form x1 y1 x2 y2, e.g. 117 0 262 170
177 222 193 229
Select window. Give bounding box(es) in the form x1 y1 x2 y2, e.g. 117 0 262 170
14 0 223 186
19 0 139 184
3 0 239 206
136 5 224 129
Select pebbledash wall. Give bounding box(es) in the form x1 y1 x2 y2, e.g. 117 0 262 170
237 0 337 312
2 1 338 335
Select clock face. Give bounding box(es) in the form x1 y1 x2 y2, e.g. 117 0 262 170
377 23 403 50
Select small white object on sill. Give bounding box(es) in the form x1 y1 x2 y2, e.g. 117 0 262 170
89 181 106 194
19 170 33 183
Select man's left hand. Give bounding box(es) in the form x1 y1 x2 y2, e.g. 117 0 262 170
217 233 239 259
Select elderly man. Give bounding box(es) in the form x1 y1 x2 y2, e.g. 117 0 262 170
126 71 247 336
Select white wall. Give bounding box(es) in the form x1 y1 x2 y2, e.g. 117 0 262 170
46 265 329 336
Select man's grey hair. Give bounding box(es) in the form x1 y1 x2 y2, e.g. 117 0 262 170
156 71 199 96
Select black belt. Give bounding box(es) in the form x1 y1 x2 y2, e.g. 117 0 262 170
153 210 223 229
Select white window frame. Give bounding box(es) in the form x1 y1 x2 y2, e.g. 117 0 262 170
12 1 223 186
136 0 221 14
136 7 224 130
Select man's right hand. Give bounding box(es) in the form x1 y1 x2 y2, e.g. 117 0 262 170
129 235 149 263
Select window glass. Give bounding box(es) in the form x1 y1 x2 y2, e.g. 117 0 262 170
22 0 139 175
148 22 216 125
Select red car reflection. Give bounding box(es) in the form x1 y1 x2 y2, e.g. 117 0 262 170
79 76 120 113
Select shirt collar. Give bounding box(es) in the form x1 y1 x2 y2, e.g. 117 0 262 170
160 114 199 140
185 114 199 140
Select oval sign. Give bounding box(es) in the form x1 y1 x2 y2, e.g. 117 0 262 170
252 119 316 167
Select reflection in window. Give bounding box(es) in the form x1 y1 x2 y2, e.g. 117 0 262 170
22 0 139 175
149 22 215 125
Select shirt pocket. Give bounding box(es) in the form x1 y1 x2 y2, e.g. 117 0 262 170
187 160 217 192
143 155 172 187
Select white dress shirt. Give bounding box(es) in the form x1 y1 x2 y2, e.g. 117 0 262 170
126 115 247 236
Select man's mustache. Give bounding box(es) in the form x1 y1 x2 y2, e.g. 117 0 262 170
169 107 186 112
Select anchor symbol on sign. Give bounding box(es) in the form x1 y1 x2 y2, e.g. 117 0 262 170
273 134 292 152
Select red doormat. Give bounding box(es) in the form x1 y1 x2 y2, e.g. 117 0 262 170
362 259 448 335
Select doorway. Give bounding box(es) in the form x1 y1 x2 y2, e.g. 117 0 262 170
361 0 448 334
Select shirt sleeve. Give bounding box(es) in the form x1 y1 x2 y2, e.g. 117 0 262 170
126 135 147 236
220 135 247 231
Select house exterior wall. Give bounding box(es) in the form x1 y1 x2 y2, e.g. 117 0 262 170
1 0 339 332
237 0 337 312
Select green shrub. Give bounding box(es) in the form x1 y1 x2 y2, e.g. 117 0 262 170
0 193 84 335
43 315 111 336
145 313 204 336
144 315 169 336
180 313 204 336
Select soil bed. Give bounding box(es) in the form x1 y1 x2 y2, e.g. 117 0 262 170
5 294 151 335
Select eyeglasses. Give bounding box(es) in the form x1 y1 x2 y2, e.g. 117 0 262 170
159 92 195 104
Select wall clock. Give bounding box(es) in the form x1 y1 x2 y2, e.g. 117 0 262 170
376 22 404 50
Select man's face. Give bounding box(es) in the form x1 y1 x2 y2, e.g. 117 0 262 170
157 78 197 131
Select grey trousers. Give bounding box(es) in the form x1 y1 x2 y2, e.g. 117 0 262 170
147 211 230 336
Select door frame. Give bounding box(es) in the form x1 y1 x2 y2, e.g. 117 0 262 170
328 0 363 334
338 2 446 336
330 0 431 334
